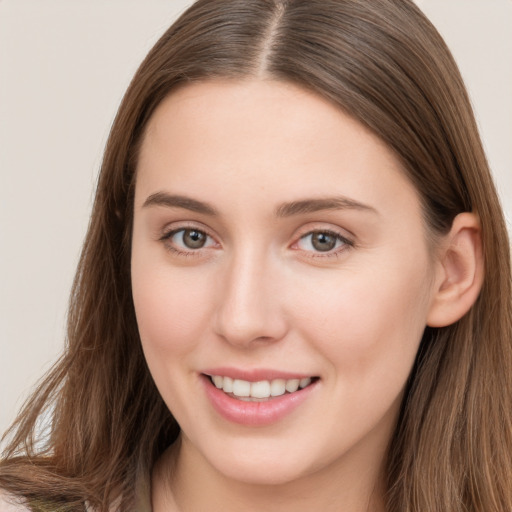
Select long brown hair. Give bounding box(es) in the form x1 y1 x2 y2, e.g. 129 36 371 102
1 1 511 511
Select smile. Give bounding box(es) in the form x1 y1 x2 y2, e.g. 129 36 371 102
201 372 319 426
208 375 314 400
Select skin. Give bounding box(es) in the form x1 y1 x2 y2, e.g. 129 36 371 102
131 79 446 512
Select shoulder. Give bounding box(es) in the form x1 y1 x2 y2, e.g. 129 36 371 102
0 491 30 512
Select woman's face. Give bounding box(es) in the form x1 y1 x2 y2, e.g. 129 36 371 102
131 80 440 486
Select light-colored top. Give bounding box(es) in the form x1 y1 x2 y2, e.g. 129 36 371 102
0 492 30 512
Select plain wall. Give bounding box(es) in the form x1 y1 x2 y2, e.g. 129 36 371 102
1 0 511 439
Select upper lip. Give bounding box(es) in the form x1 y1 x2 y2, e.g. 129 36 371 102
202 367 317 382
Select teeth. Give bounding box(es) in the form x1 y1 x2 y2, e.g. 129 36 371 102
299 377 312 388
270 378 286 397
223 376 233 393
285 379 300 393
210 375 314 399
251 380 271 398
232 379 251 397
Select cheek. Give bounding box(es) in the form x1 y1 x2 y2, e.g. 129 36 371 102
131 261 219 419
131 254 215 362
293 254 432 386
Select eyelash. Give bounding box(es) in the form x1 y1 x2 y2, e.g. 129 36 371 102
159 227 354 258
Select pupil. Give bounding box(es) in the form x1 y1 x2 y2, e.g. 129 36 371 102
312 232 336 252
183 230 206 249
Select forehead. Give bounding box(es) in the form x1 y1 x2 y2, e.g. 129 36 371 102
135 79 421 220
140 79 388 164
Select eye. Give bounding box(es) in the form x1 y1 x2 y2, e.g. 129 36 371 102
295 230 352 254
161 228 217 253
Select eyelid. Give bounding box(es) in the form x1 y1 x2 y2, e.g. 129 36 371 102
293 221 355 239
159 220 216 240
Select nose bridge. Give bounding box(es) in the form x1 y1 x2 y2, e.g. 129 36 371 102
214 244 286 347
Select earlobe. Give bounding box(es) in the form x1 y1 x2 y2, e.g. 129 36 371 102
427 212 484 328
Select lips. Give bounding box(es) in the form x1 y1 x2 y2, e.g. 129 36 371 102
201 369 319 426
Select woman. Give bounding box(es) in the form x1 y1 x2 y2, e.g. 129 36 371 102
1 0 511 511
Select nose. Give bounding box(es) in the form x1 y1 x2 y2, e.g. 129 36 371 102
213 248 288 348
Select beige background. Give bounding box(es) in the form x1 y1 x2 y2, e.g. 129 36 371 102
1 0 511 439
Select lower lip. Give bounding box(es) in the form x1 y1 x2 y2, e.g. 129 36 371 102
201 375 318 426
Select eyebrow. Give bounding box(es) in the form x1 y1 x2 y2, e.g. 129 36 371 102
142 192 218 215
275 196 378 217
142 192 377 217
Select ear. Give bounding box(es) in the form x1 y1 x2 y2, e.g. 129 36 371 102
427 212 484 328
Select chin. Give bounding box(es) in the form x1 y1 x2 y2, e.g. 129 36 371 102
199 438 321 487
216 459 308 486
